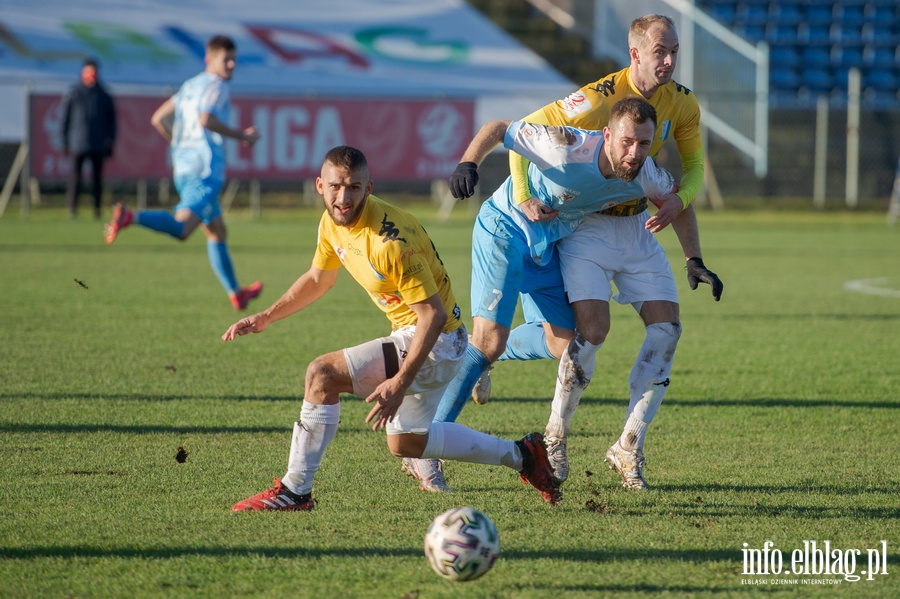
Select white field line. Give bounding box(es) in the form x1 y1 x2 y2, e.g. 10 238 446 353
843 278 900 298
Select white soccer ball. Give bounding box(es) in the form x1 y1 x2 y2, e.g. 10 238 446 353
424 506 500 582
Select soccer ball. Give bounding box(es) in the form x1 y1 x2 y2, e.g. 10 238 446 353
424 506 500 582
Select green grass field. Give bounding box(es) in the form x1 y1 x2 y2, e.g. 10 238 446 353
1 205 898 598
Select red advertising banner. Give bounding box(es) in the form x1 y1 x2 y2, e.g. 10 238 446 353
30 94 474 182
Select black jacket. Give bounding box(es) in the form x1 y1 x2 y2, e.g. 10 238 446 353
61 82 117 156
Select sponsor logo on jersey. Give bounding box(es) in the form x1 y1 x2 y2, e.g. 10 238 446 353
674 82 693 96
558 91 593 117
589 76 617 98
379 213 407 243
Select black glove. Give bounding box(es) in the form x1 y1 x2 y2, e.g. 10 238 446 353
449 162 479 199
686 257 723 301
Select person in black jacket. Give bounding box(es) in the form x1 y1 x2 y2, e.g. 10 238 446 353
61 58 117 219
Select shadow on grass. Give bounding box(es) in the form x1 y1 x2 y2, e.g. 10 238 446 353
0 544 740 564
0 423 288 434
2 392 897 410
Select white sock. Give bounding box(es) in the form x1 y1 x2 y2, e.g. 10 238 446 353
623 322 680 451
282 401 340 496
619 414 648 450
422 422 522 471
546 333 601 439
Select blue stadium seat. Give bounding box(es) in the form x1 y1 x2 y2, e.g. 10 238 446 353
770 67 800 90
831 23 863 45
837 4 867 27
770 44 800 67
864 69 899 92
835 44 866 69
735 21 766 41
706 2 737 25
802 24 831 45
805 4 834 26
862 23 894 45
769 2 802 24
801 45 832 68
866 44 898 68
801 68 833 94
738 2 769 24
767 23 799 44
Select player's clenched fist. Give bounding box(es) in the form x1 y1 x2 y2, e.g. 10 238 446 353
449 162 479 199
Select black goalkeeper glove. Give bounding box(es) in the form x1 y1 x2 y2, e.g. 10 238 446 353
449 162 479 199
686 257 723 301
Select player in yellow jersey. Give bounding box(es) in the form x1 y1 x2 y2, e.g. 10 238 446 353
223 146 560 510
453 15 724 489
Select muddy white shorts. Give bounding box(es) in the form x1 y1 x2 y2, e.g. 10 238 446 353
343 325 468 435
558 211 678 306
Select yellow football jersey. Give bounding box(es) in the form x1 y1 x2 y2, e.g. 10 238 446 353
313 195 462 333
543 66 702 159
513 66 705 207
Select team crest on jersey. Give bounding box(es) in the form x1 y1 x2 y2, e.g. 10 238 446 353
335 246 346 263
660 120 672 142
558 91 593 117
558 189 578 204
376 291 403 306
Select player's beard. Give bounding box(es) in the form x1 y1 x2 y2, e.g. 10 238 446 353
328 200 365 227
612 160 643 182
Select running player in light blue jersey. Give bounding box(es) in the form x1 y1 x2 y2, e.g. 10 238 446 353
104 35 263 311
402 96 675 492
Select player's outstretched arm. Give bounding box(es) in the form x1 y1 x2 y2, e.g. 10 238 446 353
449 120 512 199
222 266 338 341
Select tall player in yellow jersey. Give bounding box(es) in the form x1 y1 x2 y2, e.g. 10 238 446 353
223 146 560 511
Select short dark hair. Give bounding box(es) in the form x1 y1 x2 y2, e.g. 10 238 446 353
207 35 236 53
82 57 99 69
323 146 368 173
609 96 658 131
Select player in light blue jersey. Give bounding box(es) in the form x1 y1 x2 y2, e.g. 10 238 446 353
104 35 263 311
402 96 675 493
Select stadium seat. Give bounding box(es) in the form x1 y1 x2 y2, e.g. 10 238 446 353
801 68 833 95
738 2 769 24
835 44 866 69
770 44 800 67
767 23 799 45
801 45 832 68
770 67 800 91
803 24 831 45
805 4 834 26
865 44 898 68
864 69 899 92
706 2 737 25
735 21 766 41
769 2 802 24
830 23 863 45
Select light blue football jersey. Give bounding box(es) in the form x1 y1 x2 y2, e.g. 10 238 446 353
169 72 230 181
491 121 674 264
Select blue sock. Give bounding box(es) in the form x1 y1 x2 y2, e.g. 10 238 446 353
498 322 554 361
135 210 184 238
434 344 492 423
207 240 239 293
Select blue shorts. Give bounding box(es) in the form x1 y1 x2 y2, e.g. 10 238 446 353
173 175 223 224
470 201 574 330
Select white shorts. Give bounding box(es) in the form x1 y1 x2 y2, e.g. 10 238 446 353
343 325 467 435
558 211 678 306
